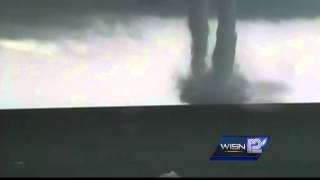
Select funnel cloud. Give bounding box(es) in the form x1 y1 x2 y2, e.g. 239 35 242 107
180 0 250 104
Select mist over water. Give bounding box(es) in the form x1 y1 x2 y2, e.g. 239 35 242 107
0 14 320 109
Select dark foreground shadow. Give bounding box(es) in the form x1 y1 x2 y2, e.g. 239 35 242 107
0 103 320 177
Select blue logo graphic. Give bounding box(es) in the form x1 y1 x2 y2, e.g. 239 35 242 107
210 136 269 161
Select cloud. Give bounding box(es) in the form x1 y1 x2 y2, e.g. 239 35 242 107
0 16 191 109
237 18 320 103
0 39 59 55
1 14 320 109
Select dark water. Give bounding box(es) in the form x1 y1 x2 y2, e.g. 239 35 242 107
0 103 319 177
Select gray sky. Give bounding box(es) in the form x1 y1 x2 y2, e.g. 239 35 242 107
0 0 320 109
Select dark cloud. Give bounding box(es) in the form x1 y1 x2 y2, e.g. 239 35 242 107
237 0 320 20
1 0 320 21
1 0 320 40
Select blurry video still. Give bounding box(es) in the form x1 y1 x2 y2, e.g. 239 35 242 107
0 0 320 178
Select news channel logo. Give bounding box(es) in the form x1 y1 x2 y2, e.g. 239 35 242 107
210 136 269 161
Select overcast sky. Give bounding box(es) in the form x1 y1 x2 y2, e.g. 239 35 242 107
0 0 320 109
